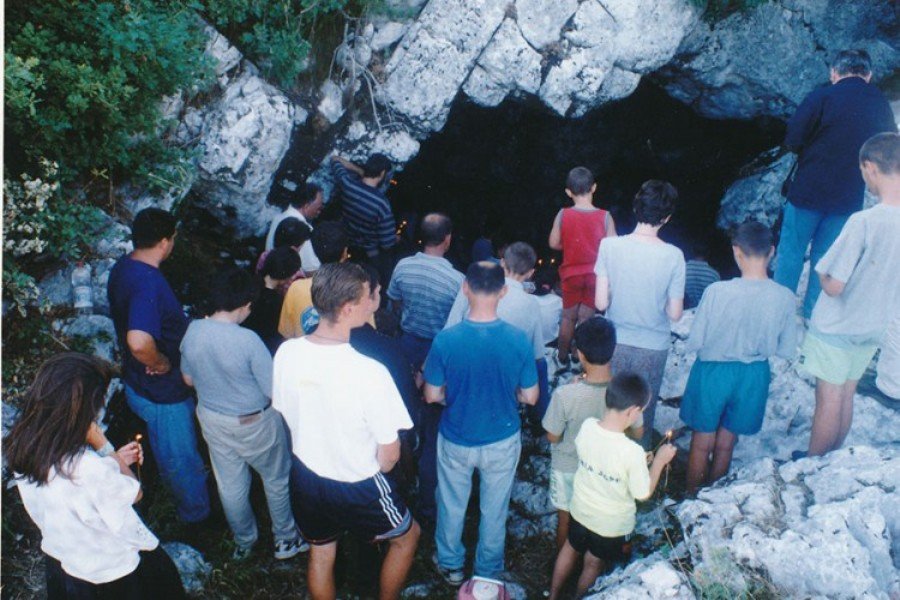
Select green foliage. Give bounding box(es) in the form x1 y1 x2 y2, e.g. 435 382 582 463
689 0 768 21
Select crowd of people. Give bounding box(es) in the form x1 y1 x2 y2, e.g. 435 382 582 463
4 49 898 600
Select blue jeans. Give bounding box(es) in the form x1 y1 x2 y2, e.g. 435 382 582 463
436 432 521 578
399 332 433 371
125 385 210 523
774 202 851 318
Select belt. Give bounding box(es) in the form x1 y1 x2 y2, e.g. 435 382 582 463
237 404 270 425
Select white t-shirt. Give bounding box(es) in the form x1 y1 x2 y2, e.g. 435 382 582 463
535 292 563 346
15 451 158 584
265 207 321 272
273 338 413 482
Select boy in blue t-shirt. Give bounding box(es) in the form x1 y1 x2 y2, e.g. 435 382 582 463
424 261 539 585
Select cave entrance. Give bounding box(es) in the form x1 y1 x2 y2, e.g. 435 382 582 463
392 82 784 276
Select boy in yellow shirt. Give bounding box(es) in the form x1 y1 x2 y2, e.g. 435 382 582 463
547 373 677 600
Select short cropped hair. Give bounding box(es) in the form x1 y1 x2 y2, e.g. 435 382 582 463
360 263 381 298
831 49 872 77
363 153 392 178
289 182 323 209
273 217 312 249
132 208 177 249
860 132 900 175
208 268 259 314
262 246 301 280
606 373 651 411
633 180 677 226
503 242 537 276
311 262 368 321
421 213 452 247
574 317 616 366
311 221 348 264
466 261 505 295
732 221 774 258
566 167 595 196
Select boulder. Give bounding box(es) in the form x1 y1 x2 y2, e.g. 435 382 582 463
462 18 543 107
58 315 118 363
585 557 694 599
717 149 794 231
162 542 212 595
515 0 578 50
371 21 409 52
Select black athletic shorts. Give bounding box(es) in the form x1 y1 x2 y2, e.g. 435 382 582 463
568 517 633 564
290 456 412 545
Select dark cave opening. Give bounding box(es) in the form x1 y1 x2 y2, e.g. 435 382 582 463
390 82 785 276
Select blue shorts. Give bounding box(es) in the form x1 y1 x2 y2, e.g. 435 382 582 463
679 360 771 435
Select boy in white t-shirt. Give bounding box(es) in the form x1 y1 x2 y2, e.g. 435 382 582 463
547 373 676 600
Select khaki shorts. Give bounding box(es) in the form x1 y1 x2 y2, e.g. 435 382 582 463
549 469 575 511
800 332 877 385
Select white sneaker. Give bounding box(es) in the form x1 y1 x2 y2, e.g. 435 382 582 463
274 536 309 560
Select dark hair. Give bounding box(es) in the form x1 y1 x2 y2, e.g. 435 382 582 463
262 246 301 280
566 166 595 196
289 182 323 209
360 263 381 298
465 261 505 294
689 238 709 260
503 242 537 276
4 353 112 484
421 213 452 247
363 153 392 178
860 132 900 175
208 267 259 313
132 208 177 249
311 262 368 321
533 266 559 297
574 317 616 365
831 49 872 77
273 217 312 249
606 372 651 411
311 221 348 264
633 180 677 226
732 221 773 258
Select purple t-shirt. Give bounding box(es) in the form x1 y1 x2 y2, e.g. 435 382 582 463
107 256 190 403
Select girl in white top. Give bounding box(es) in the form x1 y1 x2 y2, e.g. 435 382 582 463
5 352 185 599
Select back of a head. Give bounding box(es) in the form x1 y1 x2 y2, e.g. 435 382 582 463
690 238 709 261
731 221 773 258
132 208 177 249
574 317 616 365
363 153 392 178
633 180 677 226
465 261 505 295
566 166 595 196
262 246 302 280
208 267 259 314
503 242 537 276
831 49 872 77
273 217 312 249
860 132 900 175
311 221 348 264
360 263 381 298
289 182 323 209
421 213 453 247
606 372 651 412
311 262 368 321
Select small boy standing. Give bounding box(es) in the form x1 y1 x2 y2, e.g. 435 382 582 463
548 373 676 600
542 317 643 551
548 167 617 372
680 222 798 495
803 132 900 456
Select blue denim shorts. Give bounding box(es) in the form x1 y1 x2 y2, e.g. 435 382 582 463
680 360 771 435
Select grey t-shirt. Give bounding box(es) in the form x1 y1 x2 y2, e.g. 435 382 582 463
594 235 686 351
687 278 798 363
180 319 273 416
811 203 900 345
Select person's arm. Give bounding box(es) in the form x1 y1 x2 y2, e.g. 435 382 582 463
331 155 364 177
182 373 194 387
813 215 863 299
424 383 446 405
784 90 823 152
606 213 617 237
635 444 676 501
666 296 684 322
626 425 644 441
126 330 170 375
818 273 846 297
594 276 610 312
443 289 467 329
249 337 275 398
542 392 565 444
666 253 686 322
548 210 563 251
87 424 143 502
376 438 401 473
517 384 539 406
377 204 399 249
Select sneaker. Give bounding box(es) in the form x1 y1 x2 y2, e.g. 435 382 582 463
232 544 254 561
553 358 572 376
432 553 464 587
274 536 309 560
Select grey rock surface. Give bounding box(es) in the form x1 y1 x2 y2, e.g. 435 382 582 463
59 315 118 363
162 542 212 595
717 149 794 231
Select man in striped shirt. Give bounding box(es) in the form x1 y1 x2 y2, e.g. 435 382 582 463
684 241 720 309
330 154 398 286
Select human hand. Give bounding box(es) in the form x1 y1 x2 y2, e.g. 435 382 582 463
653 443 677 466
86 422 107 450
116 441 144 467
145 354 171 376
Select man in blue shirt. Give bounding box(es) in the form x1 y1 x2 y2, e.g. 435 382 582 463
774 49 896 318
107 208 210 526
424 261 538 585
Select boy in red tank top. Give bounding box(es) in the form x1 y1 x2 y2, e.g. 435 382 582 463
548 167 617 372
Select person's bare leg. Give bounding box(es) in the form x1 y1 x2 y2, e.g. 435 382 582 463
685 432 715 496
834 380 858 450
548 540 581 600
708 428 737 485
558 307 578 363
576 304 595 326
556 510 571 552
308 541 338 600
379 521 420 600
574 551 605 598
808 379 845 456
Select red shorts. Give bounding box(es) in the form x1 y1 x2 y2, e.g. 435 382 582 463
561 273 596 309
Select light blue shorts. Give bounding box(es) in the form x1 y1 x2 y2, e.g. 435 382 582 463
680 360 771 436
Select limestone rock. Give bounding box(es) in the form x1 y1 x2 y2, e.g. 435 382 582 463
462 18 543 107
204 24 243 78
318 80 346 125
162 542 212 595
59 315 118 363
515 0 578 50
717 149 794 231
585 557 694 599
371 21 409 52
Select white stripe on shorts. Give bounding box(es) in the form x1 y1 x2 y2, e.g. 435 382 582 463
374 473 403 527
